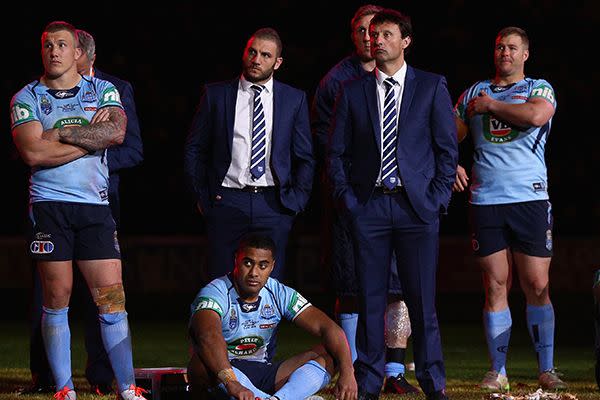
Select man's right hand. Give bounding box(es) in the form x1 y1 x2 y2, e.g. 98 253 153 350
452 164 469 192
225 381 255 400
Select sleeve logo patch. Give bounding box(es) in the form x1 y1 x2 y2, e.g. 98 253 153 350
11 102 35 125
194 296 223 316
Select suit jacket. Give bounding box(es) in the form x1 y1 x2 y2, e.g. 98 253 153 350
184 78 315 214
95 69 144 197
328 67 458 223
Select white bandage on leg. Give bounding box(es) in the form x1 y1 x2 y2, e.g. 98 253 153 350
385 300 411 348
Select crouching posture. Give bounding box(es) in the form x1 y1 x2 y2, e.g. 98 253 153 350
187 234 357 400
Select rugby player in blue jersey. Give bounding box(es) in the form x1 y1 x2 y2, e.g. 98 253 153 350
10 21 146 400
453 26 566 392
188 234 357 400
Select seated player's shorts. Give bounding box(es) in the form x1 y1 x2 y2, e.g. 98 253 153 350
27 201 121 261
469 200 553 258
230 359 283 394
330 210 402 297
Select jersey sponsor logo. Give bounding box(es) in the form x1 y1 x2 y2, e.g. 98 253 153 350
195 296 224 316
53 117 90 128
260 303 275 319
239 296 261 313
287 291 308 315
229 308 238 330
30 240 54 254
101 87 121 105
11 102 35 125
483 115 518 143
530 85 555 104
40 94 52 115
227 336 264 356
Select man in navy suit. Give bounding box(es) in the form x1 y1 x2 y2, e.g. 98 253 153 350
328 9 457 400
22 29 143 396
184 27 314 283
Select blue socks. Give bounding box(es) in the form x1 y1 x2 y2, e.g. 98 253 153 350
99 312 135 392
526 303 555 372
483 308 512 376
272 360 330 400
41 306 73 390
338 313 358 362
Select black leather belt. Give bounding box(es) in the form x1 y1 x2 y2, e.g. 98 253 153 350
240 185 273 193
375 186 405 194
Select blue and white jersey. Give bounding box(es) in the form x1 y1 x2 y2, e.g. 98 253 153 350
10 76 123 205
190 274 311 363
454 78 556 205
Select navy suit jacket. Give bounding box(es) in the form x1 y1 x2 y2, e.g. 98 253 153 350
328 66 458 223
95 69 144 198
184 78 315 214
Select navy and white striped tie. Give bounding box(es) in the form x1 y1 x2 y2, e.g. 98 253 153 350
381 77 399 190
250 84 267 180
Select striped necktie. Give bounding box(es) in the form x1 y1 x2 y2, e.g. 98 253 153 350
381 77 399 189
250 84 266 180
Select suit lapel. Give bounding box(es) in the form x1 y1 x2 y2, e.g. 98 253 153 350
398 66 415 137
225 79 238 154
364 73 381 154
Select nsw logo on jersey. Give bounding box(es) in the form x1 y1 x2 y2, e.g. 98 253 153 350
227 336 264 356
483 115 518 143
11 102 35 126
194 296 224 316
101 87 121 106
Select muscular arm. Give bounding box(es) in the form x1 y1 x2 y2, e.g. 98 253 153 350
58 106 126 152
294 306 357 400
190 310 254 399
12 121 87 167
468 90 555 127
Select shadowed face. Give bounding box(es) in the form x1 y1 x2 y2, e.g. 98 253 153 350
233 246 275 301
242 37 283 84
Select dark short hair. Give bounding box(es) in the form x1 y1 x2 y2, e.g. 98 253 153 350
251 27 282 57
77 29 96 61
237 233 276 258
497 26 529 49
370 9 413 39
43 21 78 41
351 4 384 31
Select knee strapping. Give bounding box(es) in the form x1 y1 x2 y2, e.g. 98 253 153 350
91 283 126 313
385 300 411 348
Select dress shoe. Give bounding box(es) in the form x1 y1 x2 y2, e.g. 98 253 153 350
357 390 379 400
426 389 448 400
17 383 55 395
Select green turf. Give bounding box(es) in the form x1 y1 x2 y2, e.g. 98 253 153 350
0 320 597 399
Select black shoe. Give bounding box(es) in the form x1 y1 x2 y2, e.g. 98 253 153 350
383 373 419 394
17 383 55 395
357 390 380 400
90 383 113 395
426 389 448 400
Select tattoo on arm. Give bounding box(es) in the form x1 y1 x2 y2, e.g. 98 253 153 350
58 107 127 151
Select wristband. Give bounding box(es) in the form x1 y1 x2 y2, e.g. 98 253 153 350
217 368 237 385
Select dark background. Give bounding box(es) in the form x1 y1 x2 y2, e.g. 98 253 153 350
1 1 598 238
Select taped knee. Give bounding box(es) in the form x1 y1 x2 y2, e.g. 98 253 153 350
91 283 126 313
385 300 411 348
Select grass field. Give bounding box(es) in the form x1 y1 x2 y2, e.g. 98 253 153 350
0 318 598 400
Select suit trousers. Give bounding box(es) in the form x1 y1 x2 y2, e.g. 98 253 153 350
350 189 446 395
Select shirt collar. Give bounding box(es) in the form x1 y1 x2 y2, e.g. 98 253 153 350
375 62 407 87
240 75 274 94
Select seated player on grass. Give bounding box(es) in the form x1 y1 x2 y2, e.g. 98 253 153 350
187 233 357 400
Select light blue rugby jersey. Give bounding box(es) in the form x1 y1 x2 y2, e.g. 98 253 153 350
10 76 123 204
454 78 556 205
190 274 311 363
